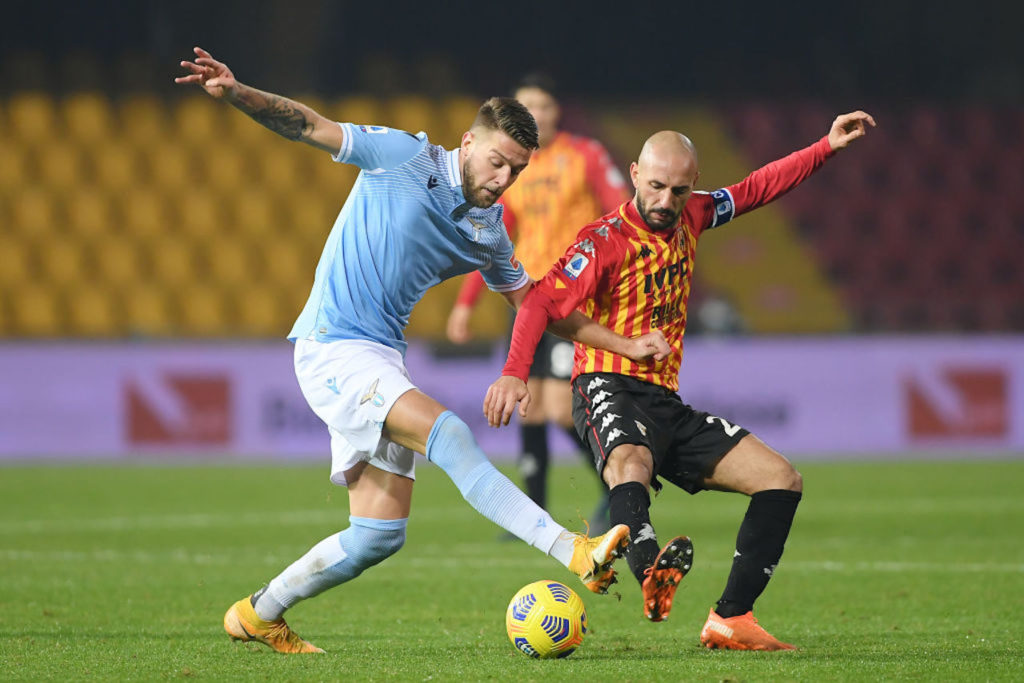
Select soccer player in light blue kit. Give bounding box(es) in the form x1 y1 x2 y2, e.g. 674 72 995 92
176 47 669 654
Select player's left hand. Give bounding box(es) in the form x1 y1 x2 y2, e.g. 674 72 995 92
623 329 671 363
828 110 876 151
484 376 531 427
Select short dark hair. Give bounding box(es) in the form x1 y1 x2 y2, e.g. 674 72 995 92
515 72 558 100
472 96 539 150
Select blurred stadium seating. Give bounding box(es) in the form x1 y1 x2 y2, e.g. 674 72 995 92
725 102 1024 332
1 72 1021 338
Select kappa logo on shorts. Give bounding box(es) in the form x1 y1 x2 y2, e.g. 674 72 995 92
604 427 626 446
586 377 608 392
600 413 621 430
360 378 386 407
593 401 612 417
591 390 610 403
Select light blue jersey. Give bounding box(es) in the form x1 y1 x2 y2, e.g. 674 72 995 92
288 122 528 354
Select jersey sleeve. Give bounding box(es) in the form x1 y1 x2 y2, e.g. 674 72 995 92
332 123 427 172
502 227 616 381
690 135 835 232
581 139 631 212
480 226 529 293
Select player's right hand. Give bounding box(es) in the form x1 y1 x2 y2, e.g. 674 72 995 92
625 329 671 363
446 304 473 344
175 47 237 99
484 376 531 428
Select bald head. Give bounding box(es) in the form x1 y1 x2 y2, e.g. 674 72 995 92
638 131 698 170
630 131 701 231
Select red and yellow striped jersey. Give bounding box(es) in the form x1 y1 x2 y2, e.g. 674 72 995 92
503 136 836 392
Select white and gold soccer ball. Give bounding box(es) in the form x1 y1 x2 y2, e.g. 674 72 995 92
505 580 588 659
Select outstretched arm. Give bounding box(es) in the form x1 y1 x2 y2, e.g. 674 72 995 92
175 46 344 155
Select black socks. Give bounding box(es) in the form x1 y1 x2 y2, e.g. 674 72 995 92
518 423 548 508
608 481 659 584
716 489 802 618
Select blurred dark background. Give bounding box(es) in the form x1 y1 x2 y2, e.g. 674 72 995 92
3 0 1022 101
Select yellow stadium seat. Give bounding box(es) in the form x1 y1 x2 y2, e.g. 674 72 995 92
10 188 58 235
123 284 173 337
63 93 114 145
233 283 285 336
35 239 86 287
92 237 141 287
311 153 359 195
7 92 57 143
66 189 113 238
119 189 169 239
0 235 33 287
205 148 257 193
140 140 194 193
174 96 224 147
387 95 436 137
36 144 85 192
225 106 270 145
0 140 28 189
204 236 252 286
67 285 119 337
439 96 480 148
178 190 223 240
287 188 335 242
147 237 196 287
333 95 383 125
261 237 308 288
119 95 167 146
93 142 140 192
177 283 228 336
11 284 62 336
229 188 279 238
254 141 310 191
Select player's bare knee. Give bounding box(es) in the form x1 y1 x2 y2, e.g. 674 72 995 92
759 463 802 493
603 444 653 488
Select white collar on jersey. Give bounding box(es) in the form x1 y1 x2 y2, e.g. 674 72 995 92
446 148 461 188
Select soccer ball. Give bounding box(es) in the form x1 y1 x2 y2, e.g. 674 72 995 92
505 580 588 659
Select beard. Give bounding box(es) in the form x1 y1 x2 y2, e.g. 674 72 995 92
462 161 500 208
635 195 680 231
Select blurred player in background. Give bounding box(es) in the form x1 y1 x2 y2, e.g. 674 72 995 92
485 111 875 649
176 47 670 654
447 74 629 534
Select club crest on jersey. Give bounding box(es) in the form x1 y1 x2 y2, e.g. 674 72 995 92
563 253 590 280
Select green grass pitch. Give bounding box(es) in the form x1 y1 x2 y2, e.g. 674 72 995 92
2 459 1022 680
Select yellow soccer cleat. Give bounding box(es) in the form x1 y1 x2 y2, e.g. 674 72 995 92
223 596 325 654
568 523 630 594
700 608 796 651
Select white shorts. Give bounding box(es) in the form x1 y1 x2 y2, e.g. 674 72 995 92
294 337 418 486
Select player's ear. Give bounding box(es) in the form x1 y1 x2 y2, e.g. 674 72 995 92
629 161 640 188
461 130 475 154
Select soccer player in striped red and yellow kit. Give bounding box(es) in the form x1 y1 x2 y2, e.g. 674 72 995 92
449 75 629 532
486 111 875 650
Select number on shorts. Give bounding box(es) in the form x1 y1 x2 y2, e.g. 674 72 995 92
705 415 741 437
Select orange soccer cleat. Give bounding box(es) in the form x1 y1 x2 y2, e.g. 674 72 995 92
223 596 325 654
699 608 796 651
641 535 693 621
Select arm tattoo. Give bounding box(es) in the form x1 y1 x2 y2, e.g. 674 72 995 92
232 85 311 141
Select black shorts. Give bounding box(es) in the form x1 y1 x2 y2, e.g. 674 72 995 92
506 310 574 381
571 372 749 494
530 332 575 380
